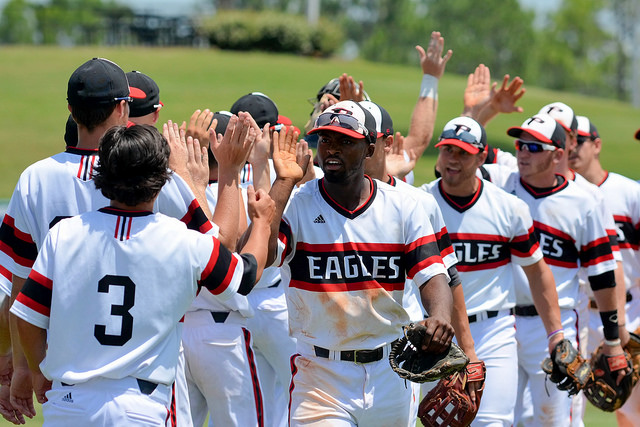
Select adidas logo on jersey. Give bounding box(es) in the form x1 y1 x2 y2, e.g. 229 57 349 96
62 392 73 403
313 215 326 224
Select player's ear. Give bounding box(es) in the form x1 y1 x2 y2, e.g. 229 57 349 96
383 135 393 153
552 148 564 162
476 150 488 166
593 138 602 154
365 142 376 158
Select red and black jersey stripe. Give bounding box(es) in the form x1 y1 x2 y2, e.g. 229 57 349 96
16 270 52 317
533 221 579 268
510 225 541 258
580 236 615 268
278 220 293 267
199 237 238 295
614 215 640 250
288 241 409 292
448 233 510 272
434 226 455 260
406 235 444 279
180 200 213 234
66 147 99 182
0 215 38 268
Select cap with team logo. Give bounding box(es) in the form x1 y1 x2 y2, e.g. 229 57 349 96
67 58 130 107
507 113 566 148
576 116 599 140
435 116 486 154
127 71 162 117
538 102 577 133
360 101 394 138
307 100 377 143
231 92 279 128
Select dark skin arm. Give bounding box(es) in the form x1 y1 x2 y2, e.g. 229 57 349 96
418 273 454 353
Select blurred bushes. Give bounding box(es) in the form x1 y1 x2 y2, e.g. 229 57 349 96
197 11 343 57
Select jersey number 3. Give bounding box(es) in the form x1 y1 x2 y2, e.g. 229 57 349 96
94 275 136 346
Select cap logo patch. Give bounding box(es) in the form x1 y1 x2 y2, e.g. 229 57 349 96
454 124 472 134
331 107 353 116
526 116 545 126
546 106 563 114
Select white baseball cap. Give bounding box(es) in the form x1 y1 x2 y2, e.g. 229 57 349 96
507 113 567 148
435 116 486 154
538 102 577 133
308 100 377 142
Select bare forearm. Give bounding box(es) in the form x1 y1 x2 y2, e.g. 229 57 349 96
405 96 438 158
450 285 478 360
419 273 453 323
524 262 563 335
0 297 10 355
9 277 28 372
265 178 296 265
238 220 271 283
213 170 240 250
614 261 627 323
14 319 45 374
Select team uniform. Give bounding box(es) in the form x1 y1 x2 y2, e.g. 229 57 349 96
0 146 213 426
9 207 257 426
491 171 616 426
276 176 449 426
181 181 266 427
421 177 543 426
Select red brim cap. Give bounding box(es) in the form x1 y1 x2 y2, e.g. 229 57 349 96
307 125 366 140
435 139 480 154
130 86 147 99
507 126 552 144
635 128 640 140
577 128 590 137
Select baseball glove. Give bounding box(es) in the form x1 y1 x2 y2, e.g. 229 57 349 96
583 333 639 412
418 361 486 427
389 323 469 383
541 338 592 396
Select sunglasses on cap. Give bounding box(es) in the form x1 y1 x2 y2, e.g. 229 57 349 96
439 129 483 149
314 112 369 137
114 96 133 104
515 139 557 153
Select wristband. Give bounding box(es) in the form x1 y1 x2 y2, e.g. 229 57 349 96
547 329 564 340
420 74 438 100
604 338 622 347
599 309 619 340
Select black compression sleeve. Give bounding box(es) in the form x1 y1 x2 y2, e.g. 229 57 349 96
588 271 615 291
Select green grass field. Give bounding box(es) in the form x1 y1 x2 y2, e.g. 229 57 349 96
1 46 635 425
1 45 639 198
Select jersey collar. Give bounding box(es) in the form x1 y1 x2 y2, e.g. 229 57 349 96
438 178 484 213
66 146 99 156
319 175 377 219
99 207 154 217
519 174 568 199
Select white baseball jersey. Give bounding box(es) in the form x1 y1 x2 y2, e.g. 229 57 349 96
0 147 214 294
596 171 640 290
10 208 256 386
485 146 517 170
275 176 448 350
422 178 543 313
496 172 616 307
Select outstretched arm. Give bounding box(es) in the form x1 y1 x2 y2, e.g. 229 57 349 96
476 74 525 126
403 31 452 158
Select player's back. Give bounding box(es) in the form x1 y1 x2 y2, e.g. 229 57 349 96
30 209 215 386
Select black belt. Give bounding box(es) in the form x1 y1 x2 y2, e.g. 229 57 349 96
514 305 539 317
589 291 633 310
313 343 393 364
211 311 230 323
468 310 500 323
60 378 158 395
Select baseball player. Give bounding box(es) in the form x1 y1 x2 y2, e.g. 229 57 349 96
490 113 625 425
0 58 251 420
127 70 163 126
264 100 454 426
9 124 274 426
422 116 564 426
568 115 640 425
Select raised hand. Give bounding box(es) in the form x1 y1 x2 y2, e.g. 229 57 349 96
271 126 306 184
247 185 275 226
415 31 452 79
463 64 491 115
296 139 316 186
181 109 214 151
210 112 256 175
489 74 525 114
185 134 209 190
385 132 417 179
338 73 366 102
164 120 189 177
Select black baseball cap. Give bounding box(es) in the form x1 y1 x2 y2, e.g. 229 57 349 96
210 111 233 135
230 92 279 128
127 71 162 117
360 101 394 138
67 58 130 107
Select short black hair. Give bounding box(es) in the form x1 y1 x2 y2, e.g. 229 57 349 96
94 125 171 206
71 103 118 132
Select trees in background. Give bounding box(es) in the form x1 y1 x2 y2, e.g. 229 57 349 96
1 0 636 102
